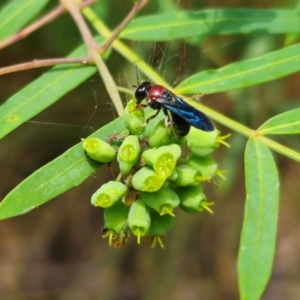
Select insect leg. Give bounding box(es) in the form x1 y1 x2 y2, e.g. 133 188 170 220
163 109 172 128
145 108 161 123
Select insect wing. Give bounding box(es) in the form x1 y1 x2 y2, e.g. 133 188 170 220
170 112 191 139
156 95 214 131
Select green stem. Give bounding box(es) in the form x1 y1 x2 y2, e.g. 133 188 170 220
82 7 170 88
117 86 134 95
258 135 300 162
63 0 124 116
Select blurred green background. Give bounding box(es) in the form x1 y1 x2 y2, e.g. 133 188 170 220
1 0 300 299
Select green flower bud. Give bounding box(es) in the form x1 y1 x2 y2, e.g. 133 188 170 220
170 164 203 186
148 209 174 236
132 166 165 192
142 144 181 179
82 137 116 163
117 135 141 174
147 209 175 248
128 199 151 244
124 99 145 135
102 201 130 247
186 154 218 180
187 127 230 156
103 229 129 248
148 119 175 148
103 201 129 232
91 181 127 208
176 185 213 214
118 135 141 163
118 160 134 175
141 187 180 216
168 169 178 181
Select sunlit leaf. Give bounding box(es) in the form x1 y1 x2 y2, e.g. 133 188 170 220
121 9 300 41
175 43 300 94
0 0 49 40
0 117 124 220
258 108 300 135
238 138 279 300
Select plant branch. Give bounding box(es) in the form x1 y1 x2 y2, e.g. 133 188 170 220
0 0 149 93
82 7 170 87
0 57 91 76
61 0 97 57
258 135 300 162
60 0 124 116
99 0 149 53
0 0 97 75
0 0 150 117
0 0 96 51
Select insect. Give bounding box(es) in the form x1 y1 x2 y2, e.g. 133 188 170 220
134 82 214 138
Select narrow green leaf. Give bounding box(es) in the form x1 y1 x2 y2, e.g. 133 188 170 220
121 9 300 41
0 0 49 40
238 138 279 300
0 117 124 220
258 108 300 135
175 43 300 94
0 41 104 139
0 106 159 220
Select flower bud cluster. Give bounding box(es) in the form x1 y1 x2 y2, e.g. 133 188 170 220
82 100 229 248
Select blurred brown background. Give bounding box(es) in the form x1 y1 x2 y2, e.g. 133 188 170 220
1 0 300 299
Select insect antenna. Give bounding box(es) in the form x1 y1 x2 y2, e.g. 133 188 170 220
135 65 140 85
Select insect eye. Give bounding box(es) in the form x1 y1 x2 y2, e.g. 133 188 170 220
135 82 151 102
